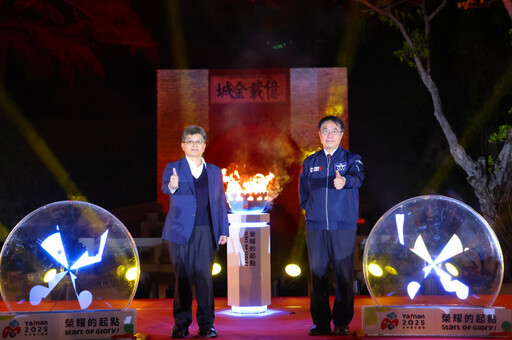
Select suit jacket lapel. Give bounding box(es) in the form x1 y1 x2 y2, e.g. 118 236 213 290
206 163 214 201
180 158 197 198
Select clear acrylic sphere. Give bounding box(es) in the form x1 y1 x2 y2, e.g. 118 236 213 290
0 201 139 313
363 195 503 307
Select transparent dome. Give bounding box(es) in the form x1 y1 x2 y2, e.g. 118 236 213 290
0 201 139 313
363 195 503 307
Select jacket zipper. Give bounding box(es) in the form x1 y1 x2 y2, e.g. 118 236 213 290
325 155 330 230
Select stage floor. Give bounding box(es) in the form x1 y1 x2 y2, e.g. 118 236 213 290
131 295 512 339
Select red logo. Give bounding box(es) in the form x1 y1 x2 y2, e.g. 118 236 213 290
2 326 21 338
381 318 399 330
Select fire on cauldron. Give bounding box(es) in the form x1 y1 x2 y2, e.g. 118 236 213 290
222 168 276 214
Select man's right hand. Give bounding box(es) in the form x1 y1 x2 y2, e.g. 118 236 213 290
170 167 179 189
333 170 346 190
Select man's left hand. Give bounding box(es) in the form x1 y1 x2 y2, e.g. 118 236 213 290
334 170 346 190
218 235 228 245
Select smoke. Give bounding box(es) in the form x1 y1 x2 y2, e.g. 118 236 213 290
206 124 303 213
223 133 299 202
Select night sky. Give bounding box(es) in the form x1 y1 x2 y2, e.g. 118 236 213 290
1 0 511 235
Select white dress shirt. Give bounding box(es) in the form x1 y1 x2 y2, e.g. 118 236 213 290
186 156 206 179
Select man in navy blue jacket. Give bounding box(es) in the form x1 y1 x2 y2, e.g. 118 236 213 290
299 116 364 336
162 125 229 339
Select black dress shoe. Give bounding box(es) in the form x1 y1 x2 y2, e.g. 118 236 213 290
308 324 331 336
198 325 218 338
333 325 350 336
171 325 189 339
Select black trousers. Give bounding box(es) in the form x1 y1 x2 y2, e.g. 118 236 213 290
166 225 216 328
306 228 356 329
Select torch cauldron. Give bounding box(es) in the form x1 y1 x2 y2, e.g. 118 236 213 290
223 169 273 313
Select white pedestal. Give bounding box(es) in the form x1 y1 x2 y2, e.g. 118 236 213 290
227 213 271 313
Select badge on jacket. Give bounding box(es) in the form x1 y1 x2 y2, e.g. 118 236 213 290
335 163 347 172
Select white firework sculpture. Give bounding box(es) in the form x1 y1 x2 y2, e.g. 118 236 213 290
394 213 469 300
29 226 109 310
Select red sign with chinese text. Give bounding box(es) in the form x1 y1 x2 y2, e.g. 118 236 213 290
210 74 288 104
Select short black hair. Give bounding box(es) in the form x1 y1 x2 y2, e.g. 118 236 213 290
182 125 207 142
318 115 345 131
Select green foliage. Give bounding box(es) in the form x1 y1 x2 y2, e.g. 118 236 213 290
365 2 429 69
393 29 430 68
488 124 512 144
487 108 512 172
488 155 495 173
369 10 394 27
488 107 512 144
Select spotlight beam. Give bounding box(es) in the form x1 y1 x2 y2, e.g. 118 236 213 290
423 59 512 192
0 82 86 201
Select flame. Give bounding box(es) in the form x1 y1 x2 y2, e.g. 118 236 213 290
222 169 275 203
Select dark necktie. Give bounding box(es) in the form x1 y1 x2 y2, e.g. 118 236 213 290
327 154 331 165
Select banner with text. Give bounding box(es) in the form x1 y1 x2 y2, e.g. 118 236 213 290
0 309 136 339
210 74 287 104
363 306 511 337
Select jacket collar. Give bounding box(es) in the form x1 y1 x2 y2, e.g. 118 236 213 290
323 146 339 157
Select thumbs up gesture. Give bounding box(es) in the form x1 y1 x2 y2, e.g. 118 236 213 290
169 167 179 190
333 170 346 190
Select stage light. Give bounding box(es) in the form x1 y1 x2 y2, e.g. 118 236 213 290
445 262 459 277
368 263 383 277
384 266 398 275
212 263 221 275
0 222 9 242
231 305 267 314
117 265 126 278
43 269 57 283
285 264 301 277
125 267 138 281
